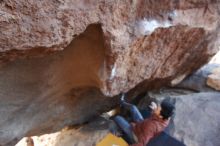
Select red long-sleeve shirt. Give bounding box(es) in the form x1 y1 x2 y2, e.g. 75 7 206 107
131 114 169 146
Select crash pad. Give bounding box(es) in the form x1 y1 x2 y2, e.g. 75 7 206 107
96 133 128 146
147 132 186 146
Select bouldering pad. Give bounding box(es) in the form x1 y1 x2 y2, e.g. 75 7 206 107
147 132 186 146
96 133 128 146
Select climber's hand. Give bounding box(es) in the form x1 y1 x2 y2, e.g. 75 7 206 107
149 102 157 110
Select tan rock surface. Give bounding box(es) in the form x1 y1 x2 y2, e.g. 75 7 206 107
207 67 220 90
0 25 118 146
176 63 219 92
148 90 220 146
16 118 109 146
0 0 219 95
0 1 220 146
16 90 220 146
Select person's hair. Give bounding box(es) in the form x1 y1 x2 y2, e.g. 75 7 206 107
160 99 175 120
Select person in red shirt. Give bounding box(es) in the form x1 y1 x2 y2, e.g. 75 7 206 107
113 94 175 146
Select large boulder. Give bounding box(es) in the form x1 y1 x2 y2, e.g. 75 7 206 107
148 90 220 146
16 117 110 146
169 92 220 146
207 66 220 90
176 63 220 92
0 24 120 146
0 1 220 145
0 0 220 95
16 91 220 146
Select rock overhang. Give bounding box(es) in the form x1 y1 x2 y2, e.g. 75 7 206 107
0 1 220 145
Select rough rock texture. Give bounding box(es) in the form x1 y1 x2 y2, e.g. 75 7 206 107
148 89 220 146
176 63 220 92
207 67 220 90
16 118 109 146
0 1 220 146
0 25 119 146
16 90 220 146
0 0 220 96
210 49 220 63
170 92 220 146
145 88 220 146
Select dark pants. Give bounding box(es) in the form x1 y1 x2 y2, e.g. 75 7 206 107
114 101 144 143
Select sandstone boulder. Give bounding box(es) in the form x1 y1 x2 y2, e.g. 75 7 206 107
0 24 120 146
16 117 109 146
169 92 220 146
16 91 220 146
0 0 219 95
207 67 220 90
0 1 220 145
148 90 220 146
176 63 220 92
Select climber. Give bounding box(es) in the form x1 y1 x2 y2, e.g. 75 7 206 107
113 94 175 146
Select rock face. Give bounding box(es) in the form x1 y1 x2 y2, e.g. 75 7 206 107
207 67 220 90
0 0 220 95
16 91 220 146
0 1 220 146
148 89 220 146
16 117 110 146
170 92 220 146
176 63 220 92
0 24 119 146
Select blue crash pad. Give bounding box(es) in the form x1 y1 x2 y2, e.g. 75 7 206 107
147 132 186 146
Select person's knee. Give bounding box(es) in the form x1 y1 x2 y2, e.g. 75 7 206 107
114 115 122 121
130 105 138 112
113 115 124 124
